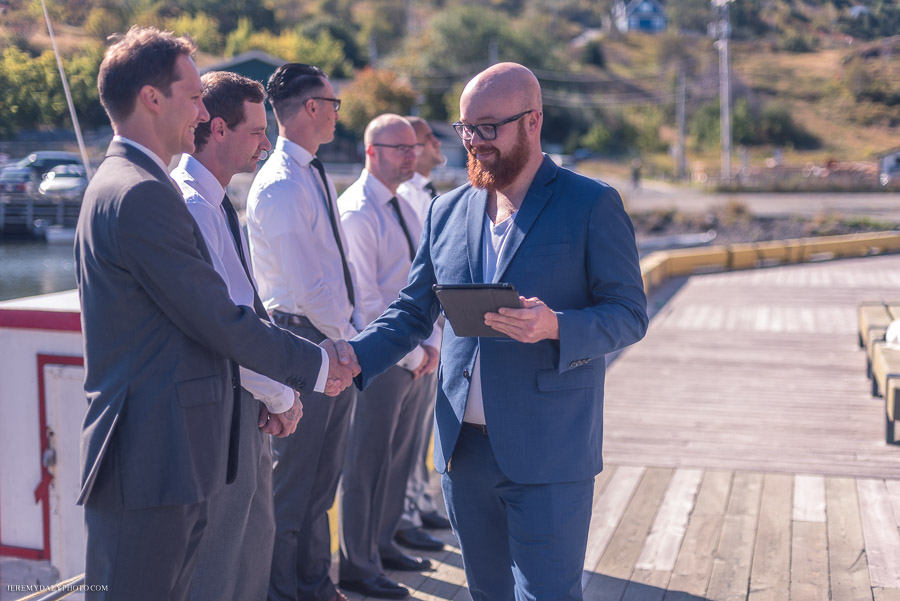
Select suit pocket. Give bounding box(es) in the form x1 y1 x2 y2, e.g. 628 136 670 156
176 374 223 407
523 242 571 257
536 365 594 392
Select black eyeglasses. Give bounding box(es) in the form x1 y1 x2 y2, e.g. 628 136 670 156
452 110 537 141
371 143 423 157
308 97 341 111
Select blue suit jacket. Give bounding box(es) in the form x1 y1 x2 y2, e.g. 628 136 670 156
351 156 648 484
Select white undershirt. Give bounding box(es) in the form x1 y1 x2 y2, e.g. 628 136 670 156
462 212 515 425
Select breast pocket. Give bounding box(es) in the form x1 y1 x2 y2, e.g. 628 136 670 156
523 243 573 299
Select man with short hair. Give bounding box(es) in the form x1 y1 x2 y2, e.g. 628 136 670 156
245 62 359 601
74 27 356 601
170 70 290 601
337 115 437 600
392 117 450 553
343 63 649 601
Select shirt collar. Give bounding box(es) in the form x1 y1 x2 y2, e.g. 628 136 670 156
113 135 171 176
177 154 226 207
359 169 400 206
275 136 315 167
407 172 430 190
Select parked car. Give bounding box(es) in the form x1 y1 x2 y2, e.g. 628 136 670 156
13 151 83 177
39 164 88 201
0 167 40 195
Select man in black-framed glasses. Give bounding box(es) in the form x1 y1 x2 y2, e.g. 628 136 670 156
341 63 648 601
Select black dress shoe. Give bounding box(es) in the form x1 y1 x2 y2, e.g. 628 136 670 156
420 511 452 530
381 552 433 571
394 526 445 551
338 575 409 599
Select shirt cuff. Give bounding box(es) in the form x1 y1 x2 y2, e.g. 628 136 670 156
397 344 425 372
261 385 295 414
313 346 329 393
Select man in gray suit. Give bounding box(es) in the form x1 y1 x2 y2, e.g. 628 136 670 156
74 27 356 601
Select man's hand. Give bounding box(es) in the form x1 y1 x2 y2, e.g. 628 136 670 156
484 296 560 343
321 339 360 396
259 392 303 437
412 344 439 379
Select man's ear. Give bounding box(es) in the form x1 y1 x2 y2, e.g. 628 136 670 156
210 116 228 141
137 85 161 114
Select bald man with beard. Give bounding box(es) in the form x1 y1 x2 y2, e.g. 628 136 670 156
343 64 649 600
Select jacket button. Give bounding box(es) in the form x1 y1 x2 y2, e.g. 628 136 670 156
570 361 577 368
463 369 470 378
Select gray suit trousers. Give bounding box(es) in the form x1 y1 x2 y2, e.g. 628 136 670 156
84 441 208 601
339 365 426 580
398 371 439 530
269 322 356 601
190 388 274 601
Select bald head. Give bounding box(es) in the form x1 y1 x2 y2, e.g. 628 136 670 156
461 62 542 116
364 114 415 147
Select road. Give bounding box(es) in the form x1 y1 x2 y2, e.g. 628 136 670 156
603 175 900 221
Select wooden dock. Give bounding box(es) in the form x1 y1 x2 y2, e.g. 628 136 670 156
353 254 900 601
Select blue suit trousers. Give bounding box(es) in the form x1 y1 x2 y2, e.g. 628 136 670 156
442 424 594 601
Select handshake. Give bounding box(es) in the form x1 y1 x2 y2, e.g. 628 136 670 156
320 339 361 397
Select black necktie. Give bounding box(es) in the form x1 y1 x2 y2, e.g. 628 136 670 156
389 196 416 262
310 158 356 307
221 193 270 321
424 181 438 199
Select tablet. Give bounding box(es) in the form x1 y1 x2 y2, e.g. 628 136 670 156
433 283 522 338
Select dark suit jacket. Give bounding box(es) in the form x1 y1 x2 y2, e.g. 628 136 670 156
351 155 649 484
75 141 322 509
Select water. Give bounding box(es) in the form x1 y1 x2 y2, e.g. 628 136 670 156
0 239 76 301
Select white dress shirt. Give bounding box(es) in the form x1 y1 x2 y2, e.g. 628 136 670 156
397 172 443 351
397 172 434 225
247 137 362 341
338 169 430 371
172 154 326 410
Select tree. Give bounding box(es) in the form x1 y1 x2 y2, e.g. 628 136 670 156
340 68 418 135
165 13 224 54
227 27 353 78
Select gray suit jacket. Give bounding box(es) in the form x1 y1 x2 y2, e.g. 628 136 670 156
74 141 322 509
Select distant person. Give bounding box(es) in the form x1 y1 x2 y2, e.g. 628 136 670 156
393 116 451 553
631 157 642 190
337 114 435 600
343 63 648 601
74 26 356 601
170 70 294 601
245 62 360 601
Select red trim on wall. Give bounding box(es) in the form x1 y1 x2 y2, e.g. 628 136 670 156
0 354 84 561
0 310 81 332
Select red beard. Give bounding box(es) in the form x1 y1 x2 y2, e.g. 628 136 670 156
467 121 530 192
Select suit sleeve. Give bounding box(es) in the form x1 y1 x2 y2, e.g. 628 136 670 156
116 179 323 393
555 185 649 373
350 204 441 388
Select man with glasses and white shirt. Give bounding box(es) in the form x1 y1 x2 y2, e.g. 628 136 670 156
337 114 439 600
246 63 360 601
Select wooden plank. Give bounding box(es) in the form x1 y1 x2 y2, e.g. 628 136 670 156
793 474 826 523
747 473 792 601
874 589 900 601
826 477 873 601
664 471 732 601
885 479 900 531
582 466 645 587
636 468 704 571
790 521 829 601
622 568 669 601
857 478 900 588
705 472 763 601
584 468 673 601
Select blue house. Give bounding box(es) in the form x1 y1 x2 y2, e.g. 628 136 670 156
613 0 669 33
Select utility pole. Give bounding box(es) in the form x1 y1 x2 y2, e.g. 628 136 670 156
675 67 687 180
713 0 733 184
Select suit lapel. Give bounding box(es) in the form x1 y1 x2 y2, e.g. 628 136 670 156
107 141 181 195
466 187 488 283
492 156 557 283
